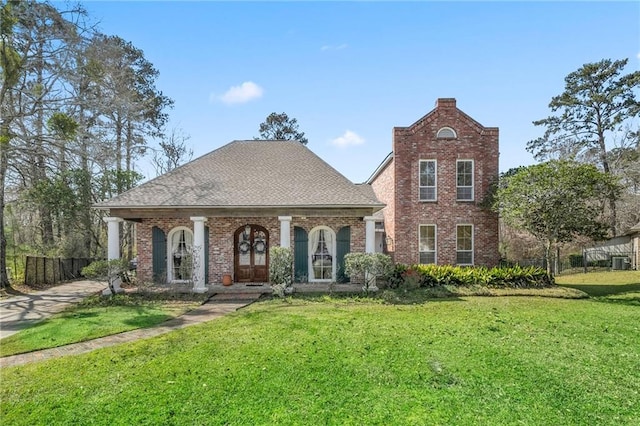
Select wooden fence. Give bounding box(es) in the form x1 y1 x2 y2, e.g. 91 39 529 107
24 256 94 286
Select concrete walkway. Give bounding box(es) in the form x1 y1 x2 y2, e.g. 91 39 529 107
0 281 262 369
0 280 107 339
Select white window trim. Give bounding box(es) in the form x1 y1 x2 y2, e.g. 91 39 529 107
456 159 474 201
418 159 437 202
437 127 457 139
418 224 437 264
308 226 337 282
456 224 474 266
167 226 194 283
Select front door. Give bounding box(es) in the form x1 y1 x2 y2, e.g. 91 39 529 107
234 225 269 282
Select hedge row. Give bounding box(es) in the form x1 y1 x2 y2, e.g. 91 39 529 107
386 264 553 289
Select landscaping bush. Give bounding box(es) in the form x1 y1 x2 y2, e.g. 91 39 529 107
269 246 293 297
344 253 393 293
391 264 553 289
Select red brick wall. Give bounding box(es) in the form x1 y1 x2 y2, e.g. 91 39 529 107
136 215 366 283
369 158 395 254
374 98 500 266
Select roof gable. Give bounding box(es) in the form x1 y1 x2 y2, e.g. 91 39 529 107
398 98 495 136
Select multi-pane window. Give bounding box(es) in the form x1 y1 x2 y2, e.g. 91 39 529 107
309 227 335 281
419 160 437 201
456 225 473 265
456 160 474 201
168 227 193 281
419 225 436 264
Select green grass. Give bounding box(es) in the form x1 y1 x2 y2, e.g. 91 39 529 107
0 294 205 357
556 270 640 299
2 295 639 425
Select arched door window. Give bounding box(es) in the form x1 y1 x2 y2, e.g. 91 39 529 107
309 226 336 282
167 227 193 282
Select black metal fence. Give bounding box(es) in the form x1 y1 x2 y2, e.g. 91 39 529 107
24 256 94 286
504 250 636 275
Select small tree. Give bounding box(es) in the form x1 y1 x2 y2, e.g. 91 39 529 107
81 259 129 295
256 112 308 145
269 246 293 297
494 160 621 277
344 252 393 294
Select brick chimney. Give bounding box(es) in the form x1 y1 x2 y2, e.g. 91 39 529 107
435 98 456 109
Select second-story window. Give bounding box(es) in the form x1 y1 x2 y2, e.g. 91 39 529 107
456 160 474 201
419 160 437 201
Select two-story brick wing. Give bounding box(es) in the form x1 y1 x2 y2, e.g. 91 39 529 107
368 98 500 266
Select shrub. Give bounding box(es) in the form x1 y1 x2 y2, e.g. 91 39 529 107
344 253 393 294
82 259 130 295
392 264 553 289
269 246 293 297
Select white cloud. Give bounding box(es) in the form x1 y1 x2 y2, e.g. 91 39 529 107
331 130 365 148
321 43 348 51
216 81 264 104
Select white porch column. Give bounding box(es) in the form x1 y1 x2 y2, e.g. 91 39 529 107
364 216 378 291
103 217 124 295
278 216 292 248
190 216 208 293
364 216 376 254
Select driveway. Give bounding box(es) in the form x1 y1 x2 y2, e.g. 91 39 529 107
0 280 106 339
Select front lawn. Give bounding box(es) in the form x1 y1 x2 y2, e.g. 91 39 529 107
0 294 206 357
556 270 640 298
1 295 638 425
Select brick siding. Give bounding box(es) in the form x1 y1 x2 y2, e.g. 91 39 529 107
371 98 500 266
136 215 366 284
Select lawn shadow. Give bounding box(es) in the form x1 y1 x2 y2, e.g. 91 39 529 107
560 283 640 297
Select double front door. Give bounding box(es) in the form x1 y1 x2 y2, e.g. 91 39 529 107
234 225 269 282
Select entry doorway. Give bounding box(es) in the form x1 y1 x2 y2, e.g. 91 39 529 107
234 225 269 282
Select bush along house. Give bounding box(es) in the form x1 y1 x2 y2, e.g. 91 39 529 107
367 98 500 267
95 98 500 292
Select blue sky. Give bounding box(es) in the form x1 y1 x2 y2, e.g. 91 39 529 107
80 1 640 183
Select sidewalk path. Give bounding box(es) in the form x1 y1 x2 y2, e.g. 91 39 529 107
0 292 261 368
0 280 107 339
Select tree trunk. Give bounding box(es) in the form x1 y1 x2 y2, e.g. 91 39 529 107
597 118 617 236
544 239 553 279
0 128 9 289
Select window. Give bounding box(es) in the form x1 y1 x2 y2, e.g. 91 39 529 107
437 127 457 138
456 225 473 265
419 225 436 264
167 227 193 281
456 160 474 201
309 226 336 281
419 160 437 201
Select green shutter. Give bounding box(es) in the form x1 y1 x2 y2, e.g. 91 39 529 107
152 226 166 282
204 226 209 284
294 226 308 283
336 226 351 283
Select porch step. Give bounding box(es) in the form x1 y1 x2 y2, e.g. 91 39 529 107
209 292 265 302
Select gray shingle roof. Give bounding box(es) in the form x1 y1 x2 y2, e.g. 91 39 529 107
95 140 384 209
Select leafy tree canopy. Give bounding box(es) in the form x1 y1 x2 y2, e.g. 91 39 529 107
256 112 308 145
526 58 639 235
527 58 639 166
494 160 621 276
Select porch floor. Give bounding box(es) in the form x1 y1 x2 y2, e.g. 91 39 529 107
133 282 363 295
209 282 363 294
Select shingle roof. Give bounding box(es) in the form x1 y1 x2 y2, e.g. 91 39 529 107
95 140 384 209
